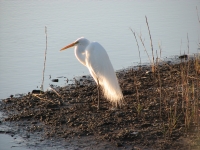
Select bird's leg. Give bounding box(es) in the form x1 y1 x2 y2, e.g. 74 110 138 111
116 102 119 109
97 78 100 110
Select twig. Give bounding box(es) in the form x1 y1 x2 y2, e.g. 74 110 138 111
41 26 48 91
130 28 141 66
50 87 62 98
137 32 152 64
33 94 53 103
156 50 162 118
187 33 190 55
188 75 200 80
145 16 155 69
180 39 182 56
158 41 162 59
196 6 200 26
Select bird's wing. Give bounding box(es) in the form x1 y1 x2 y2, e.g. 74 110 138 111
85 42 123 105
85 42 109 82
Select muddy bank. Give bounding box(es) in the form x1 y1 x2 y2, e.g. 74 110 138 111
0 58 200 149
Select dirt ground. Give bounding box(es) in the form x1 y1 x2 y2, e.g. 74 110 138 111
0 58 200 150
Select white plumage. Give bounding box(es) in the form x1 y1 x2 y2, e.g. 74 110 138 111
61 37 123 107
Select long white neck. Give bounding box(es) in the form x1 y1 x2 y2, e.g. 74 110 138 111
74 38 90 66
74 40 90 66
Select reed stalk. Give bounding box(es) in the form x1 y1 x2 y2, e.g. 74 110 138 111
145 16 155 72
156 50 162 118
137 32 152 64
196 6 200 26
41 26 47 91
130 28 142 67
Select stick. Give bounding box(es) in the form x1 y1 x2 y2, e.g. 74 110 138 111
41 26 48 91
196 6 200 26
130 28 141 66
145 16 155 71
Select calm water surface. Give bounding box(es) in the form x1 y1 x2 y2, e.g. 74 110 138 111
0 0 200 100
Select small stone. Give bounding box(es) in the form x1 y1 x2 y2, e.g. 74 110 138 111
52 79 59 82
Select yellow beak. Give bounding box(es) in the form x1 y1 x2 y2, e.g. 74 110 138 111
60 42 77 51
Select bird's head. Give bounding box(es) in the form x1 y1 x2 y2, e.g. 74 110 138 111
60 37 90 51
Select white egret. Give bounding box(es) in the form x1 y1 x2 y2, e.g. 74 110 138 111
60 37 123 109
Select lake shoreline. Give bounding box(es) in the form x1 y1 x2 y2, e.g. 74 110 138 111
0 57 200 150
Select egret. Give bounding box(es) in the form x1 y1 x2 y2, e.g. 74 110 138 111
60 37 123 109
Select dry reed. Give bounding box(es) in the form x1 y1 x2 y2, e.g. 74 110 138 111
41 26 48 91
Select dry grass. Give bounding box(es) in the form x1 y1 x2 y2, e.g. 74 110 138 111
131 15 200 149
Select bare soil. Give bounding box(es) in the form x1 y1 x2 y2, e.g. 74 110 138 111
0 59 200 150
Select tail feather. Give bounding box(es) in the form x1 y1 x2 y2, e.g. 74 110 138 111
98 72 123 107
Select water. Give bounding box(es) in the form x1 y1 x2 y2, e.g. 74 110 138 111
0 111 28 150
0 0 200 100
0 134 28 150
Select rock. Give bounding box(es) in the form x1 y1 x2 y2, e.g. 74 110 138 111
32 90 44 94
179 54 188 59
52 79 59 82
